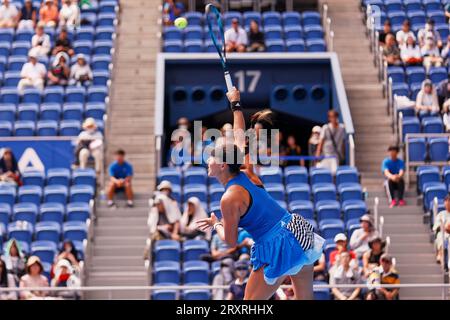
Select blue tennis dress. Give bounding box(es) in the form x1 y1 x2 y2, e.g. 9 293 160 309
226 172 325 285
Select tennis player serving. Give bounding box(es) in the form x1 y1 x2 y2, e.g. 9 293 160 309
196 87 325 300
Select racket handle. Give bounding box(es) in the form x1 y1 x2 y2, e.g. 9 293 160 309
224 71 234 92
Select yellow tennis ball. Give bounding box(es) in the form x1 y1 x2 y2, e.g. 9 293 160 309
174 17 188 29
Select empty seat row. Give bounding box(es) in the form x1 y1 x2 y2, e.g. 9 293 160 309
407 136 449 163
0 119 104 136
388 66 447 86
401 116 445 141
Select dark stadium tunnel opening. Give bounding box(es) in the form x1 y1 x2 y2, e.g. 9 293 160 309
293 85 307 100
191 88 206 102
311 85 326 101
173 88 187 102
273 87 289 101
209 87 225 101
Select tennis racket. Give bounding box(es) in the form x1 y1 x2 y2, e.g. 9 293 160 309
205 3 234 91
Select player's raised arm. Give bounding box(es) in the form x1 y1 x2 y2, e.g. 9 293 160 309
226 87 246 151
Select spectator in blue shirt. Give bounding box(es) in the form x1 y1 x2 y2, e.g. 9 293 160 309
107 149 134 208
381 145 405 208
162 0 184 26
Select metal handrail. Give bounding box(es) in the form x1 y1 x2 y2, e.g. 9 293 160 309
379 216 384 238
374 196 379 231
348 134 355 168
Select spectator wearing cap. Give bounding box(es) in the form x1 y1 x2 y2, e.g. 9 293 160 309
382 34 402 66
50 259 80 299
0 0 18 28
247 20 265 52
39 0 58 28
74 117 103 173
370 254 400 300
382 145 405 208
227 260 250 300
418 19 442 48
19 256 49 300
329 251 361 300
107 149 134 208
316 110 345 173
329 233 357 268
70 54 93 87
225 18 248 53
416 79 440 118
47 51 70 86
435 221 450 265
179 197 210 240
17 0 36 30
362 237 386 277
400 34 422 66
52 27 75 57
308 125 321 161
378 20 394 45
17 51 46 94
350 214 380 258
421 35 444 72
396 20 415 46
59 0 79 27
29 22 51 58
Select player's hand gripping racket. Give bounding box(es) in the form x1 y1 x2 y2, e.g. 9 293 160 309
205 3 234 91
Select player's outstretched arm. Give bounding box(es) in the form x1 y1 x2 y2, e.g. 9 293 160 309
226 87 246 151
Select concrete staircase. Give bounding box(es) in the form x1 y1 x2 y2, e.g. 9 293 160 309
325 0 445 299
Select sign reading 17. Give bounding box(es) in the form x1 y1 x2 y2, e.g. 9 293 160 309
234 70 261 93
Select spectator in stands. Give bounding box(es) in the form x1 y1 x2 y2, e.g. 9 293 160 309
18 51 46 94
421 35 444 71
204 233 249 262
69 54 93 86
56 240 80 268
225 18 247 53
382 145 405 208
47 51 70 86
74 117 103 173
435 221 450 265
17 0 36 30
350 214 379 259
179 197 210 240
329 252 361 300
316 110 345 173
247 20 265 52
362 237 385 277
212 258 234 300
418 19 442 48
59 0 79 27
307 126 321 166
29 22 51 58
148 191 181 241
329 233 357 268
162 0 184 26
155 179 177 200
382 34 402 66
396 20 414 46
0 0 18 28
52 27 75 57
400 34 422 66
19 256 49 300
416 79 440 117
367 254 400 300
39 0 58 27
226 260 250 300
440 35 450 65
50 259 80 299
284 135 304 167
0 258 17 300
313 253 327 282
107 149 134 208
433 195 450 235
0 148 21 186
0 239 25 284
378 20 394 45
216 123 234 147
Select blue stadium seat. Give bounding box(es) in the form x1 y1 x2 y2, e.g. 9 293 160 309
37 120 58 136
70 185 95 203
316 200 341 222
13 203 38 224
35 221 61 243
406 66 426 85
62 103 83 121
426 10 446 25
158 167 181 185
407 11 427 31
91 54 112 71
259 166 283 184
208 184 224 202
65 86 86 104
423 182 447 212
66 202 91 222
14 120 35 136
313 281 331 300
93 40 113 55
429 137 449 162
284 25 303 40
335 167 359 186
392 82 410 97
63 221 87 242
224 11 243 27
0 28 13 43
183 184 207 202
7 55 27 71
0 185 16 207
338 183 363 202
152 286 178 300
387 66 405 83
154 261 181 284
99 0 118 13
404 0 423 11
423 0 442 11
402 117 420 141
76 26 95 41
243 11 261 27
342 200 367 223
306 38 326 52
8 221 34 245
410 82 422 100
18 185 42 205
44 86 64 104
310 167 333 185
417 166 440 194
1 87 20 104
422 116 443 133
443 166 450 191
183 239 209 262
39 103 61 121
184 40 203 52
429 67 447 85
282 11 301 26
284 166 308 184
80 11 97 25
286 183 311 202
323 238 336 263
0 41 10 57
22 170 45 187
265 39 285 52
59 120 81 136
22 88 42 104
98 13 117 27
163 40 183 52
93 70 110 86
87 86 108 103
0 104 15 122
14 29 33 42
185 12 203 26
47 168 71 187
184 167 207 185
436 23 449 41
312 183 337 202
11 41 30 56
384 0 403 12
39 202 65 224
85 102 106 120
0 203 11 229
154 239 181 262
304 25 324 39
184 26 202 41
183 261 210 284
43 185 68 205
289 200 314 219
95 26 115 41
182 288 211 300
346 218 361 239
31 240 57 264
407 137 427 162
72 168 96 188
265 183 285 201
319 218 345 240
264 25 283 40
17 103 38 121
286 39 305 52
302 11 321 26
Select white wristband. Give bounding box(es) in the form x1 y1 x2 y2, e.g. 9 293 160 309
213 222 223 231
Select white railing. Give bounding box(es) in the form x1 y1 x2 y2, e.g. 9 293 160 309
373 196 379 230
379 216 385 238
348 134 355 167
321 4 334 52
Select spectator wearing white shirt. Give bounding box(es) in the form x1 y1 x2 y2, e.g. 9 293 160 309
225 18 247 53
29 22 51 58
59 0 79 27
0 0 18 28
70 54 93 86
75 118 103 173
17 51 46 94
441 35 450 65
418 19 442 48
350 214 379 258
435 221 450 265
421 35 443 72
396 20 414 46
400 34 422 66
329 252 361 300
415 79 440 117
433 195 450 264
